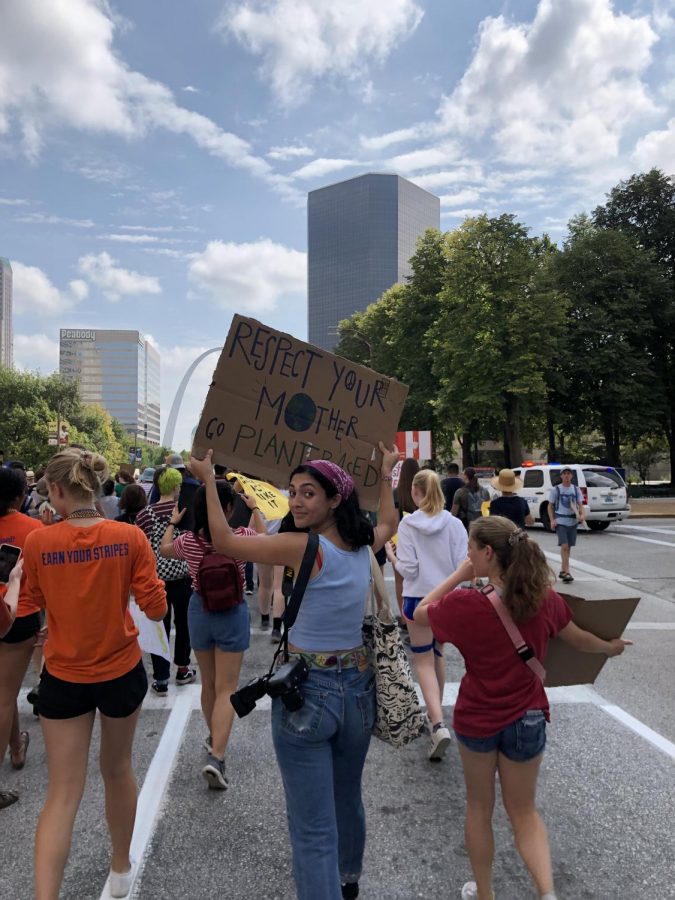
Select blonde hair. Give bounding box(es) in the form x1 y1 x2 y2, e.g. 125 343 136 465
412 469 444 516
469 516 553 622
44 448 109 499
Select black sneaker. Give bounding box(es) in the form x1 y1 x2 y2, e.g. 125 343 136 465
175 667 197 686
260 616 270 630
270 627 282 643
341 882 359 899
151 680 169 695
202 754 228 790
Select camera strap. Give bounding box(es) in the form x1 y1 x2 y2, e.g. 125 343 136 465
272 532 319 666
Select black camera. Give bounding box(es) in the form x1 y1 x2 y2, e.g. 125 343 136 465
230 657 309 718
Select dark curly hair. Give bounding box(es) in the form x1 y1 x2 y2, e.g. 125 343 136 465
290 464 373 549
0 467 27 516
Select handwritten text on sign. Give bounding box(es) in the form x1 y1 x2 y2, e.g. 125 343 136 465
192 316 408 509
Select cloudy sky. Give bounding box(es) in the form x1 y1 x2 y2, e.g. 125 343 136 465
2 0 674 451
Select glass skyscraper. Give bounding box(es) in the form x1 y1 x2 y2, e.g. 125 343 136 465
59 329 161 445
308 173 440 350
0 257 13 368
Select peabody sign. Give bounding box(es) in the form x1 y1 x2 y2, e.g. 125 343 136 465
60 329 95 341
192 316 409 510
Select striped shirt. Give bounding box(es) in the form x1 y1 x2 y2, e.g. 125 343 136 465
172 528 256 592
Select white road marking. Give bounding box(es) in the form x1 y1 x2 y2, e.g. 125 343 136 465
99 686 196 900
596 702 675 762
542 551 632 582
609 532 675 549
625 622 675 630
616 524 675 536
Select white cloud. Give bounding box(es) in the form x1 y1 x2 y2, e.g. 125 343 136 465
101 233 182 244
221 0 423 106
0 0 270 177
435 0 659 168
411 165 484 191
386 143 460 174
12 261 87 315
360 126 421 151
188 239 306 313
13 333 60 374
117 224 178 232
291 157 361 180
0 196 29 206
78 251 161 301
440 189 482 208
182 85 199 93
267 144 314 160
633 117 675 170
15 213 95 228
440 208 484 219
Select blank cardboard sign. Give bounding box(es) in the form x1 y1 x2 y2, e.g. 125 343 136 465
192 316 409 510
544 593 640 687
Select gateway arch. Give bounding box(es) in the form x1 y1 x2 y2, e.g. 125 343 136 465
162 347 221 449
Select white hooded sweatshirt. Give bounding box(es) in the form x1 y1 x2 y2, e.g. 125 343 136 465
394 509 468 597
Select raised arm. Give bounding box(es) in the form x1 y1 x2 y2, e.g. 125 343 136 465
372 442 402 552
189 452 309 572
413 558 475 626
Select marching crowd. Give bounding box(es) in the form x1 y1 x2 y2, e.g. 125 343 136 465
0 447 630 900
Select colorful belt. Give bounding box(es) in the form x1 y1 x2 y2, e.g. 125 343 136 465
290 647 369 671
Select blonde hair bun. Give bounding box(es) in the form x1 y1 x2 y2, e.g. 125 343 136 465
45 448 110 498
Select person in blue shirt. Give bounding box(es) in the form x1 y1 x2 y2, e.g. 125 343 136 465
548 468 585 583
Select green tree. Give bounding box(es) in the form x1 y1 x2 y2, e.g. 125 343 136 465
69 404 126 466
552 225 665 465
593 169 675 481
432 215 563 467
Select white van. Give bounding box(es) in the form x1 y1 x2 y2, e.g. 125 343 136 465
511 464 630 531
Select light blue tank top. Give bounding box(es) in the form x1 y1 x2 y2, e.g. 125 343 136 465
289 535 371 651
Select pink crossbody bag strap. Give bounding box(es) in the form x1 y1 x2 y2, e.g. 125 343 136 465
481 584 546 684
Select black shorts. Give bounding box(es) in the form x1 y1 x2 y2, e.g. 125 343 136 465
0 612 41 645
38 659 148 720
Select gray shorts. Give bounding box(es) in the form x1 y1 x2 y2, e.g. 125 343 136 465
556 521 578 547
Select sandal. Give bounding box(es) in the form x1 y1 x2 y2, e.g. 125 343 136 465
11 731 29 770
0 789 19 810
558 571 565 579
561 573 574 583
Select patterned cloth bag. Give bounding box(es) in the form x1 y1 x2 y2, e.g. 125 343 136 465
145 506 190 583
362 549 426 747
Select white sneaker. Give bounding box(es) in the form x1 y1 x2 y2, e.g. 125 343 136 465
428 725 451 761
110 861 134 898
461 882 495 900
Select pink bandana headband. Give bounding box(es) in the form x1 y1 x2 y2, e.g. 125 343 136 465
307 460 354 500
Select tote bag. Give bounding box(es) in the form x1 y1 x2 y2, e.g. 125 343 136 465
362 549 426 747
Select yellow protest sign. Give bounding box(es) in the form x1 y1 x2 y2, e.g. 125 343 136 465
226 473 289 520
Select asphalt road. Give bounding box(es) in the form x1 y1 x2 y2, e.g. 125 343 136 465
3 517 675 899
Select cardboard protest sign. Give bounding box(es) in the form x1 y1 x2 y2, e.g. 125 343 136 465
226 472 289 520
192 316 409 510
119 463 136 477
544 592 639 687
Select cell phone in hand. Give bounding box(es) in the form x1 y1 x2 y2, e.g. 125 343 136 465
0 544 22 583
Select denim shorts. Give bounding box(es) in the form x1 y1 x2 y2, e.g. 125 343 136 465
455 709 547 761
187 592 250 653
402 596 422 621
556 521 578 546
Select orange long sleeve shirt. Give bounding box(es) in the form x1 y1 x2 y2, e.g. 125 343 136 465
23 519 167 682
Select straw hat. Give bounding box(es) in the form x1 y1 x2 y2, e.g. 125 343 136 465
491 468 523 493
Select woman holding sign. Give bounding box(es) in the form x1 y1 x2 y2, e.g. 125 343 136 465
190 443 399 900
414 516 631 900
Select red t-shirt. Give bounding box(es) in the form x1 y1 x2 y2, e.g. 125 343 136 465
427 586 572 737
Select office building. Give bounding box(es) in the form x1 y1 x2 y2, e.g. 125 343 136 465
308 173 440 350
0 257 13 367
59 329 161 445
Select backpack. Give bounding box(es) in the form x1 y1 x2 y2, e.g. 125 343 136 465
466 488 487 522
145 506 190 582
195 539 243 613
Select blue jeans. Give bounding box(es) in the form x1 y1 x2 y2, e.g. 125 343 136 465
272 665 376 900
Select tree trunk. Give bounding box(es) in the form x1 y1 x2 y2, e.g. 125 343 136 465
461 431 473 468
546 410 556 461
503 396 522 468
